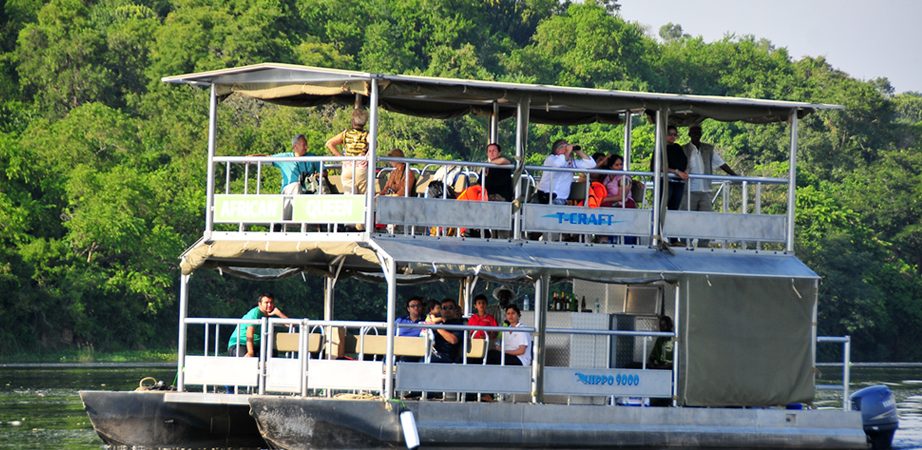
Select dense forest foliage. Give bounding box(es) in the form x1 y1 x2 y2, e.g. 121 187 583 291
1 0 919 361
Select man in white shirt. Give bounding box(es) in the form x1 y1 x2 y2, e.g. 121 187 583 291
536 139 596 205
682 125 738 246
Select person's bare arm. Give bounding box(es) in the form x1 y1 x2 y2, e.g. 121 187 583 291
402 171 416 196
431 317 459 344
245 326 256 357
325 132 344 156
720 163 738 176
506 344 527 356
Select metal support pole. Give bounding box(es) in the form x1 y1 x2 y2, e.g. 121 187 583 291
672 280 681 407
323 276 334 321
176 274 190 392
300 319 309 397
843 336 851 411
513 98 530 239
651 111 664 246
364 78 380 236
756 183 763 250
258 316 267 395
490 101 499 144
384 257 397 399
204 85 218 240
623 111 633 171
532 274 550 403
786 110 799 253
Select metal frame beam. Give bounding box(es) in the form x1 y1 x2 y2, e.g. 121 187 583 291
786 110 799 253
531 274 550 403
204 85 218 240
364 79 380 236
177 274 190 392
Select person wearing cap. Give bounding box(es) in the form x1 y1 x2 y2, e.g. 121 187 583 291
486 286 515 326
380 149 416 197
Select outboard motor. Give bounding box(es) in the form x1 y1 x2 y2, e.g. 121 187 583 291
850 385 898 450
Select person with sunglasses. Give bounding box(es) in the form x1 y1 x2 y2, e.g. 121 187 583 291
429 298 464 363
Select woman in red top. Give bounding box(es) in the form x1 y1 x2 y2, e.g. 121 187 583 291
468 294 498 340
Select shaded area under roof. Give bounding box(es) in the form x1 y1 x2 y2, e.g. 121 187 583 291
162 63 841 125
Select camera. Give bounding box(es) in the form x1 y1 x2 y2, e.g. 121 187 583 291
572 145 581 152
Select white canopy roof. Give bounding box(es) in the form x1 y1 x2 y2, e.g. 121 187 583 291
162 63 841 125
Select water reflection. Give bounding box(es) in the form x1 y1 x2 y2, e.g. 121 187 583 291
1 365 921 449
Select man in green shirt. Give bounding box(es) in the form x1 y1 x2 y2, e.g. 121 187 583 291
227 293 289 357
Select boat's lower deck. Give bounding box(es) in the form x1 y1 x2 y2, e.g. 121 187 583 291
80 390 867 449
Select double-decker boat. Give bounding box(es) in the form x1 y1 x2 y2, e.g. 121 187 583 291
80 63 893 449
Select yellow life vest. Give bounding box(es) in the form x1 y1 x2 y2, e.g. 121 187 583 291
343 129 368 157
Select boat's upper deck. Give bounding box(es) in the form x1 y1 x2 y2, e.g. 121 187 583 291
164 63 842 273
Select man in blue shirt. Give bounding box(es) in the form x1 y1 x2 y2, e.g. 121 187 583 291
395 296 424 337
272 134 318 194
395 296 424 365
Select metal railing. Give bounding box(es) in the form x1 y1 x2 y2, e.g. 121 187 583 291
201 154 793 249
179 316 676 403
816 335 851 411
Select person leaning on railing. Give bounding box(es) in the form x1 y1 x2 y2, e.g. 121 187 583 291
535 139 595 205
379 149 416 197
227 293 289 358
483 142 513 202
249 134 319 195
681 125 738 247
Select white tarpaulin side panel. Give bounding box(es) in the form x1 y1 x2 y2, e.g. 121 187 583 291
679 275 817 407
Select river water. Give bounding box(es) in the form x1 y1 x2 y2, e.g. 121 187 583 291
0 365 920 449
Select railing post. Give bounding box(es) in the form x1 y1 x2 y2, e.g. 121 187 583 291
843 336 851 411
176 274 190 392
204 84 218 240
532 274 550 403
672 280 681 407
786 110 799 253
300 319 309 397
384 256 397 399
258 316 268 395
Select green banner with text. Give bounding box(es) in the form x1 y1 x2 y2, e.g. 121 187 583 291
292 195 365 223
213 195 284 223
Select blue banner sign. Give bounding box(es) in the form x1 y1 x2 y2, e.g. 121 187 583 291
544 367 672 397
544 212 618 226
523 204 650 234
